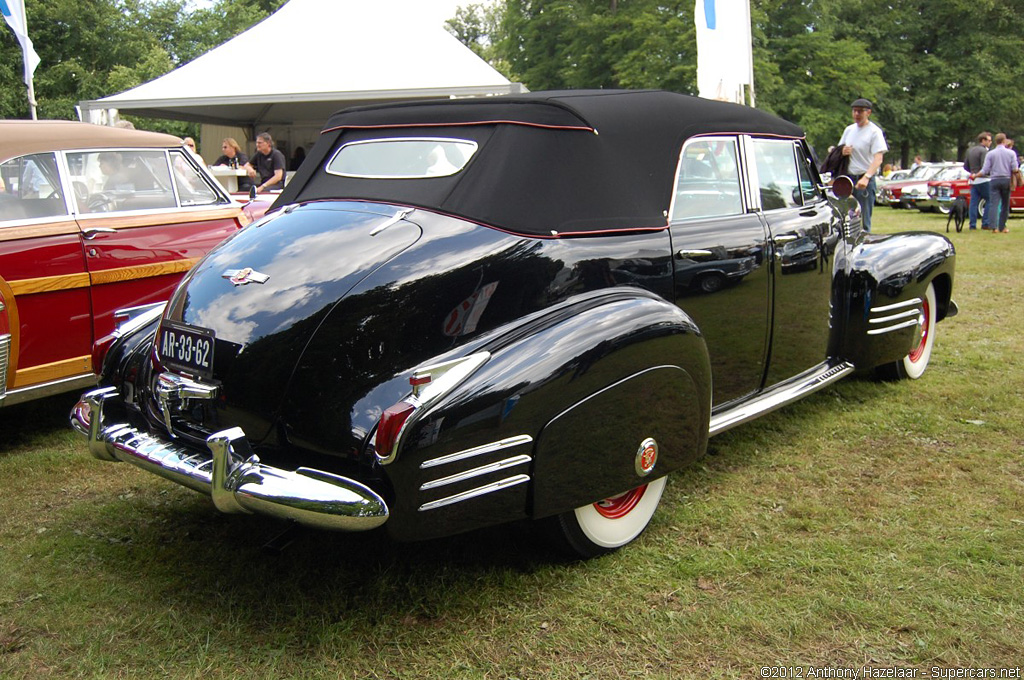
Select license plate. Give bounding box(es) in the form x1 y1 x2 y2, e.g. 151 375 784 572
158 322 215 378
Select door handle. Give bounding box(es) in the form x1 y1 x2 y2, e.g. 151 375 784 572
773 235 798 244
677 249 713 259
82 227 117 240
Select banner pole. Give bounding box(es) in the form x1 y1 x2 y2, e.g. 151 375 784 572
19 0 36 118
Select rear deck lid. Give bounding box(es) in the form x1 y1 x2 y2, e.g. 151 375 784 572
157 201 422 441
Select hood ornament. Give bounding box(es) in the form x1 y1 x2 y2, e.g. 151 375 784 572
223 267 270 286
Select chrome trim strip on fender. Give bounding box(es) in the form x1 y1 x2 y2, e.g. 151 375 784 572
377 351 491 465
870 309 921 325
709 361 854 437
865 297 924 336
420 434 534 469
370 207 415 236
866 319 921 336
420 454 533 491
418 474 531 512
870 297 922 313
4 372 98 408
113 302 166 327
70 387 389 531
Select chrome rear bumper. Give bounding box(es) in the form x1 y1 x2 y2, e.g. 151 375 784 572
70 387 388 531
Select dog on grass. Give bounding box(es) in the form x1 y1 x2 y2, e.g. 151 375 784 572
946 196 967 233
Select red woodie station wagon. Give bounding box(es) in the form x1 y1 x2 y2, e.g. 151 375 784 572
0 121 270 407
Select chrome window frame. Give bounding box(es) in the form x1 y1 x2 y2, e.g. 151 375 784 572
747 137 805 212
668 135 749 222
168 148 226 207
61 146 231 220
0 151 72 228
326 137 480 180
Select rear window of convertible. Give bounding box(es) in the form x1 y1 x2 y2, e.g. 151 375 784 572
326 138 478 179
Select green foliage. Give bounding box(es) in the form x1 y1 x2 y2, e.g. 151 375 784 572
445 3 514 77
0 0 284 130
4 0 1024 161
446 0 1024 164
488 0 697 91
827 0 1024 163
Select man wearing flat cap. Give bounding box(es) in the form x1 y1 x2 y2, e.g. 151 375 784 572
838 98 888 231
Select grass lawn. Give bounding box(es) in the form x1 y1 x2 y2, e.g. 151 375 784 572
1 208 1021 679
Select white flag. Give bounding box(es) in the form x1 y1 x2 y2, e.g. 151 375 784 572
695 0 753 105
1 0 41 87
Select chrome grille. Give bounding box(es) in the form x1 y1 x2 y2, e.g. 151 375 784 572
0 334 10 400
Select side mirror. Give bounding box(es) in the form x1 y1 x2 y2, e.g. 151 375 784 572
248 185 257 203
831 175 854 199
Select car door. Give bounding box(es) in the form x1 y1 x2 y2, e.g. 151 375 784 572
68 148 242 342
749 138 843 386
0 151 93 399
669 136 771 407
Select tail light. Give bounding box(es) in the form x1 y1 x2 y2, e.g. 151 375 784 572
374 352 490 464
92 304 166 376
374 400 417 461
91 332 117 374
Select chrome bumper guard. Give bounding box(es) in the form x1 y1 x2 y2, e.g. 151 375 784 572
70 387 388 531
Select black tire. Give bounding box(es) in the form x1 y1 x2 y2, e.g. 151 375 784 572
698 272 726 294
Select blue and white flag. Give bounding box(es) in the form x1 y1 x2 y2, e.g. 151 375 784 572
1 0 41 87
695 0 753 105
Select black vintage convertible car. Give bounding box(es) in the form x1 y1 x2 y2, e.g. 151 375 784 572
71 90 956 557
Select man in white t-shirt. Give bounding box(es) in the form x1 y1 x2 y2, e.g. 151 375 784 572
839 98 888 232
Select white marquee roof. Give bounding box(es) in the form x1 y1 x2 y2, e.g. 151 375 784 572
79 0 521 127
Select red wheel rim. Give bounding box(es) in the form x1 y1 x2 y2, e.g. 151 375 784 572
908 299 931 363
593 484 648 519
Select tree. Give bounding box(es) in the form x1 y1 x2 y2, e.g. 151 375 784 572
0 0 285 132
827 0 1024 164
488 0 697 92
445 3 513 76
446 0 1024 165
755 0 885 155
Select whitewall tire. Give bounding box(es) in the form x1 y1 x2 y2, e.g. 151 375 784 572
548 476 667 558
878 282 937 380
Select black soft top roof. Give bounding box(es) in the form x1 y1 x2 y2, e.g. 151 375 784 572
279 90 805 236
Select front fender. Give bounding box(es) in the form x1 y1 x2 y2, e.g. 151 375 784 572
383 288 711 541
840 231 955 370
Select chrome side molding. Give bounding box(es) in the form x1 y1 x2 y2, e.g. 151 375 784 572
710 361 854 437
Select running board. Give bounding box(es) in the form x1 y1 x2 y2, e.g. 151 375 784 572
709 361 855 437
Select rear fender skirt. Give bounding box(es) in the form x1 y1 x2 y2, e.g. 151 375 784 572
840 232 955 369
383 289 711 541
531 363 706 519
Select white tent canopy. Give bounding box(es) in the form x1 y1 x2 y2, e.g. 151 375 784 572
78 0 522 128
